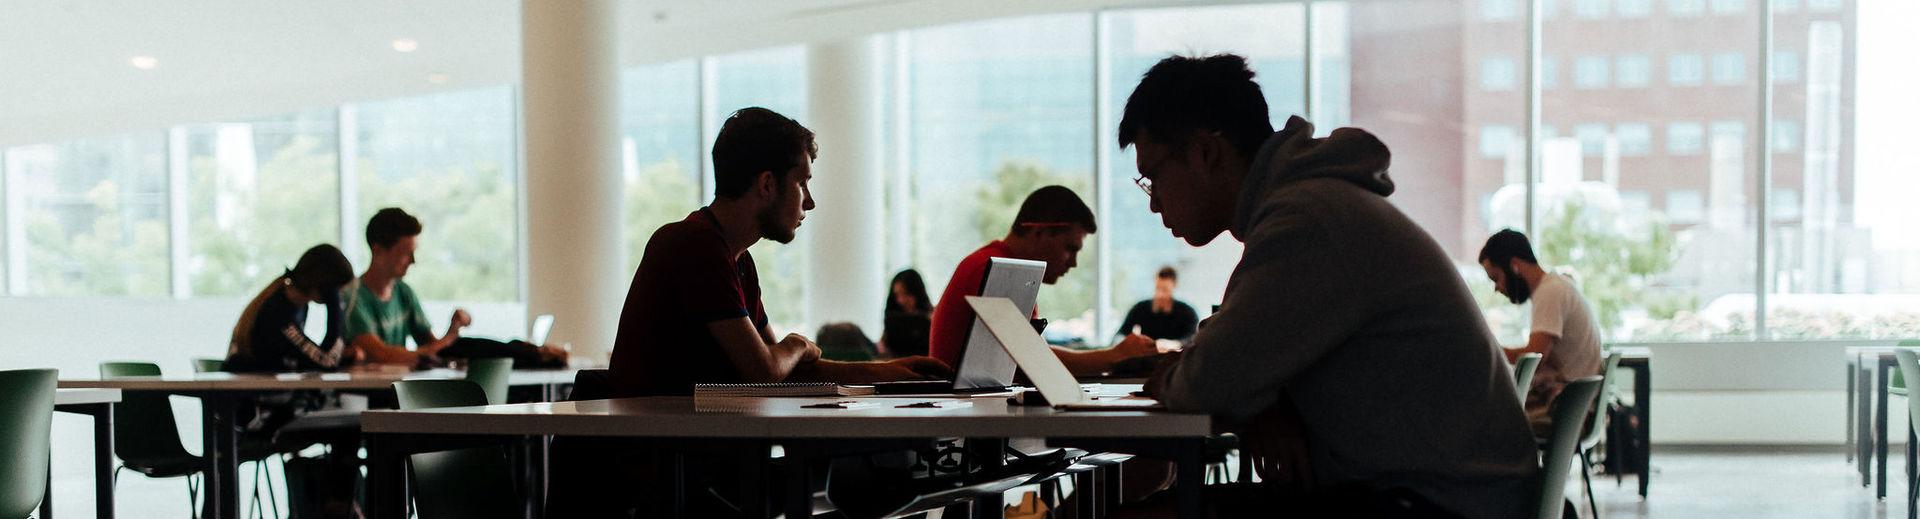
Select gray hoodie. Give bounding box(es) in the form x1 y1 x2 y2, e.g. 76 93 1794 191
1158 116 1540 518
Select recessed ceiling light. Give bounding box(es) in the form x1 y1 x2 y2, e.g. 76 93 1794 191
427 72 449 84
392 39 419 53
130 56 158 69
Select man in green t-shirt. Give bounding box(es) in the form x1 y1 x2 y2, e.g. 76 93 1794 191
345 208 470 366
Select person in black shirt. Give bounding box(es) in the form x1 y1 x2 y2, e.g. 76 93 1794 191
879 269 933 357
226 244 360 372
1115 266 1199 341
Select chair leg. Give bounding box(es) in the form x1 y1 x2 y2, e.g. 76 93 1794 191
188 475 202 519
267 456 282 519
1580 450 1600 518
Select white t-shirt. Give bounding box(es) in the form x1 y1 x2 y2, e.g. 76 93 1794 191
1524 272 1604 428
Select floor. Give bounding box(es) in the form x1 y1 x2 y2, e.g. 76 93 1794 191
36 443 1920 518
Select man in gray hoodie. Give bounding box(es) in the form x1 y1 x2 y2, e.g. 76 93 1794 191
1125 54 1540 517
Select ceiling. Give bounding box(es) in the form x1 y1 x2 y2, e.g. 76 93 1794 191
0 0 1224 147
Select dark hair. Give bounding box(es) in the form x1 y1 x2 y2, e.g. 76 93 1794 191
886 269 932 316
1479 229 1539 266
1156 266 1178 282
365 208 422 249
1117 54 1275 159
1009 186 1097 237
712 107 818 199
288 244 354 294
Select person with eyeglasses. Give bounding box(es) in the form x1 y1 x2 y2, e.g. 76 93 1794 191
1123 54 1539 518
925 185 1158 376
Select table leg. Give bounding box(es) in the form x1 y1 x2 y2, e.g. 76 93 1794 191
1636 362 1651 498
1908 422 1916 519
1882 360 1893 499
738 443 768 519
782 446 814 519
200 394 239 519
365 433 407 519
1866 362 1877 486
1851 357 1859 463
92 404 114 519
1174 438 1204 519
969 439 1007 519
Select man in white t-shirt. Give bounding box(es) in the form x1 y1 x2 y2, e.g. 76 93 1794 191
1480 229 1604 436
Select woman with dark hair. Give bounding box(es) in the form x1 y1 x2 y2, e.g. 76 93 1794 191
226 244 361 373
879 269 933 358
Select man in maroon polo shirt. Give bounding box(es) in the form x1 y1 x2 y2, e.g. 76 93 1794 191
926 186 1157 376
609 107 948 397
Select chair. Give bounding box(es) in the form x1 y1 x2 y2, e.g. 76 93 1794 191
192 359 226 373
1537 376 1605 519
463 357 514 406
1892 348 1920 519
392 380 521 519
101 362 282 519
1514 352 1544 399
1 369 57 519
1573 351 1625 517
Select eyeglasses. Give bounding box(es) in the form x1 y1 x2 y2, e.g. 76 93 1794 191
1133 154 1171 198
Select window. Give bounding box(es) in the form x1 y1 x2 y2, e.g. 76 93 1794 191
708 46 811 331
1616 54 1653 88
1618 0 1655 17
1574 55 1611 89
1771 120 1800 152
1484 0 1520 20
1806 0 1840 12
1574 123 1611 156
1667 122 1705 154
1772 0 1800 13
1770 188 1801 221
352 86 519 303
1617 123 1653 156
1668 54 1705 86
1575 0 1611 18
4 133 169 296
621 60 702 274
1482 57 1518 91
1773 51 1802 83
1481 125 1519 159
1709 120 1746 148
1667 190 1705 223
1711 52 1747 85
1668 0 1706 16
1710 0 1747 14
183 112 340 297
1542 57 1561 89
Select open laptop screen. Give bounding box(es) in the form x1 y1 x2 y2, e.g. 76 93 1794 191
952 257 1046 390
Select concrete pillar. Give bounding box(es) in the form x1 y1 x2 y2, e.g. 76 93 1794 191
805 36 887 333
522 0 623 360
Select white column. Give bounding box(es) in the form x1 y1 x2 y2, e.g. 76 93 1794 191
522 0 623 360
805 36 887 333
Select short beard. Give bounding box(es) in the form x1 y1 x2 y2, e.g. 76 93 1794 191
758 201 795 244
1503 265 1533 305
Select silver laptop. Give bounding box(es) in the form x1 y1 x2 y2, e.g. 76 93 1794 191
529 314 554 345
966 295 1162 410
875 257 1045 394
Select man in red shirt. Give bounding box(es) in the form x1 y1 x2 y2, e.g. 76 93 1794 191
927 186 1156 376
608 107 949 397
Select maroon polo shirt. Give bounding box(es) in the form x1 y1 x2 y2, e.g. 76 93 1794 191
609 208 768 397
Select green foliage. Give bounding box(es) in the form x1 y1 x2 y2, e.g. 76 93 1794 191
358 159 518 302
1532 196 1692 336
623 160 701 274
187 135 339 296
971 160 1096 323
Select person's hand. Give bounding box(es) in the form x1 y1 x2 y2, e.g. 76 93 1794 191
1111 333 1157 359
1142 350 1184 397
888 356 954 380
536 345 569 363
450 309 473 329
780 333 821 363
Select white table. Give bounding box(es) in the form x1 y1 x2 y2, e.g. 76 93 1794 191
43 388 121 519
58 367 586 519
362 389 1212 519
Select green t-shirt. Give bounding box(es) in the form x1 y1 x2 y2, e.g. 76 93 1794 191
344 279 434 348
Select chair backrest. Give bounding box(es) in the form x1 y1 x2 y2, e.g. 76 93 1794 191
391 380 520 519
100 362 195 463
1896 341 1920 390
192 358 226 373
0 369 57 519
1896 350 1920 439
569 369 613 401
1513 353 1544 398
1578 351 1625 450
463 357 514 406
1537 376 1604 519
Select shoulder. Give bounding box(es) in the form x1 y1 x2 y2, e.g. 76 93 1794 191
644 219 730 263
1174 301 1198 315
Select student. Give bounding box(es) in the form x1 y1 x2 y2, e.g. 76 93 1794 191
926 186 1156 376
1123 54 1538 517
226 244 360 373
607 107 949 397
879 269 933 357
1115 266 1199 341
1480 229 1604 436
345 208 565 368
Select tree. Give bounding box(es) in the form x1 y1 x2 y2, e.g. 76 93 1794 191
971 160 1097 331
1532 195 1691 339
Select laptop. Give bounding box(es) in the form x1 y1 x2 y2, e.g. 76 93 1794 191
966 295 1162 410
529 314 554 345
874 257 1046 395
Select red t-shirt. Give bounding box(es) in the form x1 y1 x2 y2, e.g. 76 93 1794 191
609 209 768 396
927 240 1036 368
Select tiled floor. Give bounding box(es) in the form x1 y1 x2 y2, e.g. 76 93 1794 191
38 444 1920 518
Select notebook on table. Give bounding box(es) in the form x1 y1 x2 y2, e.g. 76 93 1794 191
694 382 878 397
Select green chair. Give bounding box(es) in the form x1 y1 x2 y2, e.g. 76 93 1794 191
463 357 515 406
1536 376 1605 519
101 362 282 519
1893 349 1920 519
192 359 226 373
1514 352 1544 399
392 380 520 519
1895 341 1920 398
1 369 57 519
1572 351 1625 517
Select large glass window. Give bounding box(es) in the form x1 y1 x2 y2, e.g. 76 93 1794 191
4 133 169 296
621 60 703 274
352 86 519 302
707 46 811 332
183 112 340 297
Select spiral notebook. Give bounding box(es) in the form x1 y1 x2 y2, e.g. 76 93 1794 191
693 382 878 397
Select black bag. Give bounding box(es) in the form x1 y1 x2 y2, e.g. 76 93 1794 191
435 337 564 368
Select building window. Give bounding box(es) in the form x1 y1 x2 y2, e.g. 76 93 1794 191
1574 123 1611 156
1616 54 1652 88
1772 0 1800 13
1667 190 1705 224
1710 120 1746 149
1667 122 1705 155
1668 54 1704 86
1772 120 1801 152
1575 0 1610 19
1710 0 1746 14
1575 56 1611 89
1542 57 1561 89
1773 51 1801 83
1711 52 1746 85
1771 188 1801 221
1667 0 1705 16
1483 0 1520 20
1481 125 1518 159
1617 0 1654 17
1807 0 1840 12
1617 123 1653 155
1481 57 1518 91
